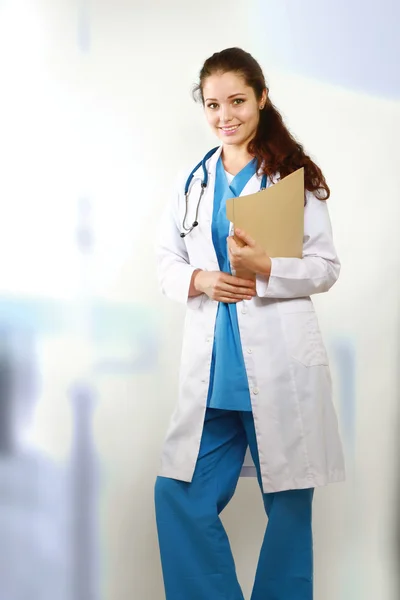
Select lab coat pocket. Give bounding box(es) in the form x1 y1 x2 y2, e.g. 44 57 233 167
281 311 329 367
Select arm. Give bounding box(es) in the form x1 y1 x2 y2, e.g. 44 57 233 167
256 191 340 298
156 177 257 305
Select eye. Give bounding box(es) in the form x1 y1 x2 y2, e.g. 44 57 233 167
233 98 245 105
207 103 218 109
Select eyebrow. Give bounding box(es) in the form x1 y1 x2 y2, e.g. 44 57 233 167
205 93 247 102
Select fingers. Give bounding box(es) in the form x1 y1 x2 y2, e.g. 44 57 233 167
217 282 255 296
227 277 256 290
209 272 256 303
234 277 256 287
213 290 254 304
219 272 255 288
234 229 255 247
222 285 256 297
227 238 241 263
229 286 256 297
220 292 254 300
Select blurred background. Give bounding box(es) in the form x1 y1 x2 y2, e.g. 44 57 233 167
0 0 399 598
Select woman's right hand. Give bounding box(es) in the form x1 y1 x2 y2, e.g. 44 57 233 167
193 270 257 303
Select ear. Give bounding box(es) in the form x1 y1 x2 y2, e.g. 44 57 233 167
260 88 268 110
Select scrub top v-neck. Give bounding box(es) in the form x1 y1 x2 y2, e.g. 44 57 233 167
206 156 257 411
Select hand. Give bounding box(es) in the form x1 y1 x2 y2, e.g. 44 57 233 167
194 270 256 303
227 229 272 276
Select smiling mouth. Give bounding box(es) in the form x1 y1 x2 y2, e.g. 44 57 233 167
220 124 241 132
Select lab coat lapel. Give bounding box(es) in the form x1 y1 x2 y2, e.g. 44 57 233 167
184 146 222 269
201 145 223 224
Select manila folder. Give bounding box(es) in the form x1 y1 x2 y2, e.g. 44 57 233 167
226 167 304 258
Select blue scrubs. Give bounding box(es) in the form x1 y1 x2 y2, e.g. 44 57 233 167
155 410 314 600
207 157 254 411
155 157 314 599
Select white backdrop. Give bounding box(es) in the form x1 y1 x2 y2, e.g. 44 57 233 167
0 1 399 599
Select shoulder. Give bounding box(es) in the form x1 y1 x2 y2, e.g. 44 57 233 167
305 189 330 210
174 146 219 193
174 159 201 193
270 171 330 210
303 190 333 238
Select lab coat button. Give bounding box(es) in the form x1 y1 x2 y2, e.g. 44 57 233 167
252 387 259 395
241 305 248 314
247 348 252 354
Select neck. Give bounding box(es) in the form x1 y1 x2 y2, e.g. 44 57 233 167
221 143 254 175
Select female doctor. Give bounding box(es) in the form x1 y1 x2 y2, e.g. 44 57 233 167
154 47 345 600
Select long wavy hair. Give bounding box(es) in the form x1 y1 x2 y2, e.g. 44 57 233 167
193 47 330 200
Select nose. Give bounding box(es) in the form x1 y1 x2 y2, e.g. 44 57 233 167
220 105 233 123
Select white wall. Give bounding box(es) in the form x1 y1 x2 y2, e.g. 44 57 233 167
0 1 399 599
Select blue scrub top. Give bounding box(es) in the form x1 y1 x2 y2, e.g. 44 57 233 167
207 156 257 411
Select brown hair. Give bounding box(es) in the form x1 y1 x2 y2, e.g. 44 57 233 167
193 47 330 200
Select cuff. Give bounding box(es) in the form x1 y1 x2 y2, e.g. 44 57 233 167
187 293 205 310
186 268 205 310
256 273 269 297
256 258 275 297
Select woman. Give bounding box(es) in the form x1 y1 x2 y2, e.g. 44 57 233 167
155 47 345 600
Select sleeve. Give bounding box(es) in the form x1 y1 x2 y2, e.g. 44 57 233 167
256 191 341 299
155 173 204 308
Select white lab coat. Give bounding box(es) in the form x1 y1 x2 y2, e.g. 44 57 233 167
156 146 345 493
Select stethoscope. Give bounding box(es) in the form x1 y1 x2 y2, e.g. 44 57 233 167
180 147 268 238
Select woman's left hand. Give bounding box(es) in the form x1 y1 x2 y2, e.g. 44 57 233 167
227 229 272 277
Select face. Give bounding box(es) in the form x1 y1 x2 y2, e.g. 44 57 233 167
202 71 266 148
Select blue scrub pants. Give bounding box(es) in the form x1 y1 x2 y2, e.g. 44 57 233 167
155 409 314 600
